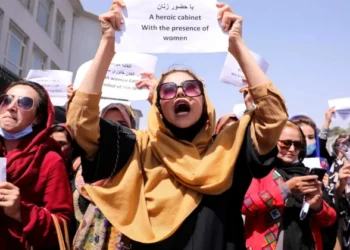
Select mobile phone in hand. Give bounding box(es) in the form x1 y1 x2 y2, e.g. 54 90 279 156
308 168 326 181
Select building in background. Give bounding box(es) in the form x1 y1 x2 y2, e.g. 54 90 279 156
0 65 20 93
0 0 142 128
0 0 97 76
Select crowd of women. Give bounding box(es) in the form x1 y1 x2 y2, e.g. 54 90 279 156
0 1 350 250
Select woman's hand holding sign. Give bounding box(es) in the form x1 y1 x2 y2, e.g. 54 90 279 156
217 2 269 88
79 0 126 93
136 73 157 104
99 0 126 38
216 3 242 41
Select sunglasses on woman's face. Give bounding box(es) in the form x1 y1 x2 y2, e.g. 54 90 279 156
0 94 34 111
278 140 303 150
157 80 203 100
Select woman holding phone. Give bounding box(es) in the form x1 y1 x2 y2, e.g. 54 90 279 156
242 121 336 250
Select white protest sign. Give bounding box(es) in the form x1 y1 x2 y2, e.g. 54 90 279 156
328 98 350 121
74 52 157 106
220 51 269 87
0 158 6 182
303 157 322 169
233 103 246 119
116 0 228 53
26 70 72 106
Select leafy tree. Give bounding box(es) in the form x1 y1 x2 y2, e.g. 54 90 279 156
330 126 347 137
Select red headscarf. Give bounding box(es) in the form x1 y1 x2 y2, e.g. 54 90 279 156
0 87 62 248
3 93 60 186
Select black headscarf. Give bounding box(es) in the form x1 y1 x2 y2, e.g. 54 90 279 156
274 158 315 250
275 158 334 249
161 111 208 142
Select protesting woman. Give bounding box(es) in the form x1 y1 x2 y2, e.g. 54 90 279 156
243 121 336 250
67 1 288 249
0 80 73 249
70 103 136 231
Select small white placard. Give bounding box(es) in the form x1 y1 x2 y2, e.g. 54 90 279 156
0 157 7 182
303 157 322 169
220 51 269 87
328 98 350 121
74 52 157 105
232 103 246 119
26 70 73 106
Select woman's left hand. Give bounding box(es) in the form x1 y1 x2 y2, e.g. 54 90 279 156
0 182 22 221
217 2 243 56
305 181 323 212
136 72 157 104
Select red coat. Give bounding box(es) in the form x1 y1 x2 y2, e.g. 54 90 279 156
1 151 73 249
0 92 73 249
242 170 336 250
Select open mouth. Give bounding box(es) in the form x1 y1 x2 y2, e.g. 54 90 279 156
174 100 191 115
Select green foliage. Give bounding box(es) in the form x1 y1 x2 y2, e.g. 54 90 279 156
330 125 350 137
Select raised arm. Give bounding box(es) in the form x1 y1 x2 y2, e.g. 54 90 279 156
66 0 125 158
319 107 335 163
218 3 288 155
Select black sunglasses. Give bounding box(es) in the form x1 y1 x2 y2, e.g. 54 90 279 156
0 94 35 111
157 80 204 100
278 140 303 150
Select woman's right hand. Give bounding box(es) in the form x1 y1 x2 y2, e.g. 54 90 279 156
324 107 335 129
99 0 126 38
285 175 319 196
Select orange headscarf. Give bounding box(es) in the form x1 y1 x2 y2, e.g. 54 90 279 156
84 69 254 243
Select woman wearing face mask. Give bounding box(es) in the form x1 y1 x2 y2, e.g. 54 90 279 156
290 115 329 168
243 121 336 250
0 80 73 249
290 116 318 156
290 115 339 249
67 1 288 249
